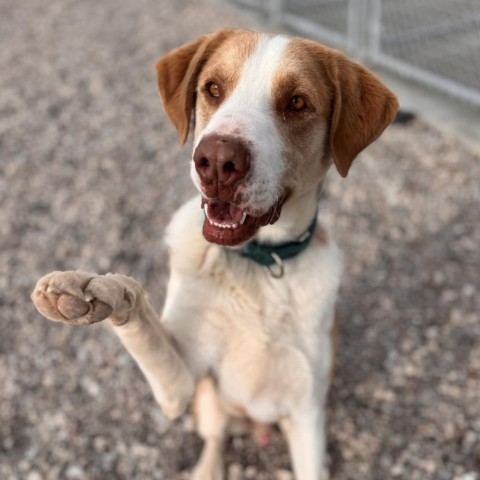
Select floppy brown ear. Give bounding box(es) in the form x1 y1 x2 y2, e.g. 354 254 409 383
156 29 236 145
327 53 399 177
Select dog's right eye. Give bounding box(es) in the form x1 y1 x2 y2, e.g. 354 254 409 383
287 95 306 111
207 82 220 98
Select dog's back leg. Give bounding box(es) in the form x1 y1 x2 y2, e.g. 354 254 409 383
31 270 194 419
191 377 228 480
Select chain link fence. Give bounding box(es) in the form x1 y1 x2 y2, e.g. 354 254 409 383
224 0 480 107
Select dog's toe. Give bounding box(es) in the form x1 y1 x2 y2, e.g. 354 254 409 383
57 293 90 319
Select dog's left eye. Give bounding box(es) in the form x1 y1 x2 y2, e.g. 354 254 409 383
207 82 220 98
287 95 306 111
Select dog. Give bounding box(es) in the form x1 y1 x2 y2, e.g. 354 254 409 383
32 29 398 479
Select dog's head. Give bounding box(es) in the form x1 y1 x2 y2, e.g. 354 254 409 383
156 29 398 246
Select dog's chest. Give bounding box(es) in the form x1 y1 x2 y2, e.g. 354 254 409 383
165 249 338 422
208 269 322 421
163 201 343 421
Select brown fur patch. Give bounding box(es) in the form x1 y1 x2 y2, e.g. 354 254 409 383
156 29 255 144
194 32 259 136
269 39 334 193
270 38 331 155
271 38 398 178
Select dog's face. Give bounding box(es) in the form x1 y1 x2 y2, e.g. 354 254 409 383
157 30 398 246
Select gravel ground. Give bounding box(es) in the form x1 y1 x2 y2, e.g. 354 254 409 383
1 0 479 479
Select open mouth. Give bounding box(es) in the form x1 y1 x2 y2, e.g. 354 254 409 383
201 198 284 246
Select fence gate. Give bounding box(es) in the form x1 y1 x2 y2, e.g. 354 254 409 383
225 0 480 107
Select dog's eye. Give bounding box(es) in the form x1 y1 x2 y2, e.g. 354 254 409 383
207 82 220 98
287 95 306 111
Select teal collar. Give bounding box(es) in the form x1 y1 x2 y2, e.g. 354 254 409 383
232 215 317 278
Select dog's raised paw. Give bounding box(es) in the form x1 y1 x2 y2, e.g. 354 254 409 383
31 271 137 326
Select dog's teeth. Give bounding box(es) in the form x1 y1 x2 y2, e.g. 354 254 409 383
209 221 239 229
205 204 211 220
239 212 247 225
206 209 243 229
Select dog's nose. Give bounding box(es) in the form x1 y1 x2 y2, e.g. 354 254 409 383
193 135 250 187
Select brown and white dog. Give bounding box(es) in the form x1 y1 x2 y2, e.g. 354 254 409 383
32 29 398 479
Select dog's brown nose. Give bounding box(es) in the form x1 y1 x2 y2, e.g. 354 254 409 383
193 135 250 188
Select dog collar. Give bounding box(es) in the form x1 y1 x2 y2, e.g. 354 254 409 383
233 215 317 278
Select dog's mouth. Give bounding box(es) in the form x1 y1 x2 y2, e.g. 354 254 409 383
201 197 285 246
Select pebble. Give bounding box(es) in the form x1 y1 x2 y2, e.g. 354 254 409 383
458 474 479 480
245 465 258 478
65 465 85 479
228 463 243 480
275 469 293 480
27 472 43 480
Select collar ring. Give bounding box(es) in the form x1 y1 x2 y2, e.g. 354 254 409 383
267 252 284 278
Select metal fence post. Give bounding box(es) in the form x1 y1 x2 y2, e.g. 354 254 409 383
369 0 383 63
347 0 371 61
268 0 284 29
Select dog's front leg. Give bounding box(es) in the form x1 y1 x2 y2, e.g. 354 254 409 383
31 270 194 419
280 409 329 480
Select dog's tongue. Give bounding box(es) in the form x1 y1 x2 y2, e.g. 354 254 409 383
208 200 244 224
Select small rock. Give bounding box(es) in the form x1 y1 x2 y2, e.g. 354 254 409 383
27 471 43 480
93 436 108 453
228 463 243 480
65 465 85 479
244 466 257 478
458 473 479 480
391 464 404 477
275 469 293 480
462 283 475 296
432 270 445 286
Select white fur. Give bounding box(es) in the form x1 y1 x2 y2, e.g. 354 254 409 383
162 195 342 480
191 35 290 212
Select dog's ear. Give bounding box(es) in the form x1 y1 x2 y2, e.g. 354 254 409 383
326 52 399 177
156 29 236 145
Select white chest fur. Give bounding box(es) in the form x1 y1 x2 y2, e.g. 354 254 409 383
161 197 343 422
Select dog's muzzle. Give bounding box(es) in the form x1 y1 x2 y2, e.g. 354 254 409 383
193 135 285 247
